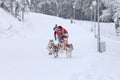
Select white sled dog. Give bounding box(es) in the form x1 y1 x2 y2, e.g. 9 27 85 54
47 40 59 58
64 44 73 58
58 41 73 58
58 41 65 54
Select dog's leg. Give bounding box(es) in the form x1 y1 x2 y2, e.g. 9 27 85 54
54 53 58 58
47 47 52 55
69 52 71 58
66 52 68 58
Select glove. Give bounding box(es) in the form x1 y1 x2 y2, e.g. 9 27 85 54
63 33 69 38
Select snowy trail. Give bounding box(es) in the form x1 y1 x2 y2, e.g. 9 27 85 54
0 10 120 80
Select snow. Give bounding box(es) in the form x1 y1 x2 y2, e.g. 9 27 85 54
0 8 120 80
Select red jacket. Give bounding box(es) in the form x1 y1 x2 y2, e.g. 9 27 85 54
54 27 68 40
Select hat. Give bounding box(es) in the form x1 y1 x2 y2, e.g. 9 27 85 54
58 26 62 29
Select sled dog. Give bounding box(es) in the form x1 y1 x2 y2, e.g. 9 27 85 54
47 40 59 58
57 41 65 54
47 40 54 55
58 41 73 58
64 44 73 58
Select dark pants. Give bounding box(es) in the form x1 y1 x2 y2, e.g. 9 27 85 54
57 36 64 41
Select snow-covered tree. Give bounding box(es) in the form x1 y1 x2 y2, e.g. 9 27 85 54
1 0 120 22
100 0 120 22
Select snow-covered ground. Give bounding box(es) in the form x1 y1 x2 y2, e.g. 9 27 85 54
0 8 120 80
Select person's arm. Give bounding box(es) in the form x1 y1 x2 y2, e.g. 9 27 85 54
54 31 56 40
61 28 68 38
63 28 68 33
